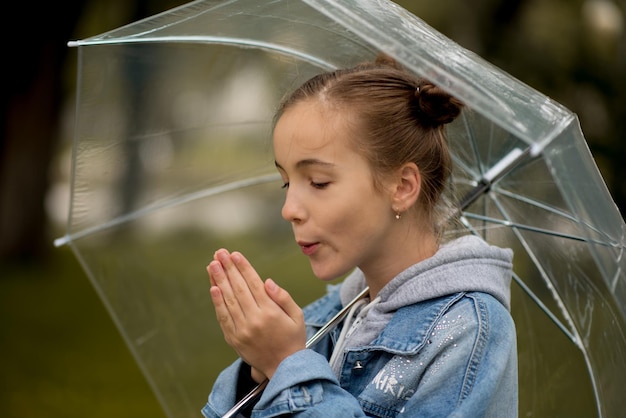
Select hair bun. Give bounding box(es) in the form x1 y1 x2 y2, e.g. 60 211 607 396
414 82 463 126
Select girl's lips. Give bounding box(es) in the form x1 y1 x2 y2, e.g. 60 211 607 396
299 242 320 256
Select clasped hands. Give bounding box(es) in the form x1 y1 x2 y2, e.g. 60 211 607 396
208 249 306 383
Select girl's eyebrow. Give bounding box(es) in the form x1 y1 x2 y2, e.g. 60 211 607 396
274 159 336 170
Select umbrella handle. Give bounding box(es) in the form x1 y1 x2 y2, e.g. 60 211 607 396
221 287 370 418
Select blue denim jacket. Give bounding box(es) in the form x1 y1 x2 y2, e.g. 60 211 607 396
202 237 518 417
203 288 517 417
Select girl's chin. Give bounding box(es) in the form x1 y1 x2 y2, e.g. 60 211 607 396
311 269 335 281
315 274 340 282
310 262 352 282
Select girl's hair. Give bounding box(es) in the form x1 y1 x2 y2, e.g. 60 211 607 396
274 55 463 234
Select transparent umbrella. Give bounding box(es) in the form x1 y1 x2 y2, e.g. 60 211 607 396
56 0 626 417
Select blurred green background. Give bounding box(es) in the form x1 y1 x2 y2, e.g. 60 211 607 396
1 0 624 417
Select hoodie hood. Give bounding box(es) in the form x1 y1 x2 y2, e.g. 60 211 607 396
336 235 513 350
340 235 513 310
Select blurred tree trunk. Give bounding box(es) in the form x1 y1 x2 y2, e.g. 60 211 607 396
0 0 186 262
0 1 86 261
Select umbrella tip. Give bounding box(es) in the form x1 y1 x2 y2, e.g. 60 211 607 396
54 235 70 247
530 143 543 158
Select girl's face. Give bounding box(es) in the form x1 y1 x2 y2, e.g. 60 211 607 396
273 100 399 282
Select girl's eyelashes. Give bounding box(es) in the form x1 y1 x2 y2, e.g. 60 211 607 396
280 179 330 190
311 181 330 189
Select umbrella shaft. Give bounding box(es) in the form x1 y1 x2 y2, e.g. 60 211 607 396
458 147 530 211
459 180 491 211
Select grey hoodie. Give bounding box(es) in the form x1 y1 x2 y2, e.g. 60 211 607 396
335 234 513 356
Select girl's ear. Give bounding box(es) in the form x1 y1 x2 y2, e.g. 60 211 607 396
391 162 421 212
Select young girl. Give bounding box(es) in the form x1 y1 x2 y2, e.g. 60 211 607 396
202 57 518 417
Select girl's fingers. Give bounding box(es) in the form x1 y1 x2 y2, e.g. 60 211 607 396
265 279 304 323
207 256 246 326
215 250 266 310
208 270 236 336
230 251 267 299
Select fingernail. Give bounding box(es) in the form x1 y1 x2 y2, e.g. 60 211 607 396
266 278 277 292
209 262 222 274
214 249 229 262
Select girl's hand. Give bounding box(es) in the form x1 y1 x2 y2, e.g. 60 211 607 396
207 249 306 380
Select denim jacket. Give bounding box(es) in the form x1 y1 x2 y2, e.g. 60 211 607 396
202 236 518 417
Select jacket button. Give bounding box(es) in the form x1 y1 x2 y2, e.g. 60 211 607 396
352 361 364 371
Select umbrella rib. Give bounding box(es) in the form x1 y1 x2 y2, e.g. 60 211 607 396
69 36 338 71
461 112 483 180
489 194 584 346
459 216 580 347
462 212 623 250
450 129 616 249
492 186 622 248
485 193 611 408
495 186 577 218
54 173 281 247
495 181 626 293
510 270 576 342
450 105 500 179
609 225 626 293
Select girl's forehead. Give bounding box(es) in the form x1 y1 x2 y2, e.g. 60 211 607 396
273 100 354 152
273 102 372 174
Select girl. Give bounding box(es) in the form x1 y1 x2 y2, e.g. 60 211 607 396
202 57 518 417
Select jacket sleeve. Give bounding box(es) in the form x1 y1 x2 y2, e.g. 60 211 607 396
202 349 367 417
201 359 244 418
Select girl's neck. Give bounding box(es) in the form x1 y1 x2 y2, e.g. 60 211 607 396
363 231 439 299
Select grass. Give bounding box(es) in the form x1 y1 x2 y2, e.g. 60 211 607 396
0 232 326 418
0 248 167 418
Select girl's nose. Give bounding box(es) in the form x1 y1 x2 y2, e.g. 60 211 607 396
281 189 304 223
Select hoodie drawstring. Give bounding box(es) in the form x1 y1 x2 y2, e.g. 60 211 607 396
329 295 381 374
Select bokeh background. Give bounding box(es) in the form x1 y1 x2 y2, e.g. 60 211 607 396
1 0 624 417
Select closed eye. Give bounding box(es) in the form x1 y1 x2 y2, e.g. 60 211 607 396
281 182 289 189
311 182 330 189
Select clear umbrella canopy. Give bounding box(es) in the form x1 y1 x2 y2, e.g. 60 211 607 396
57 0 626 416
